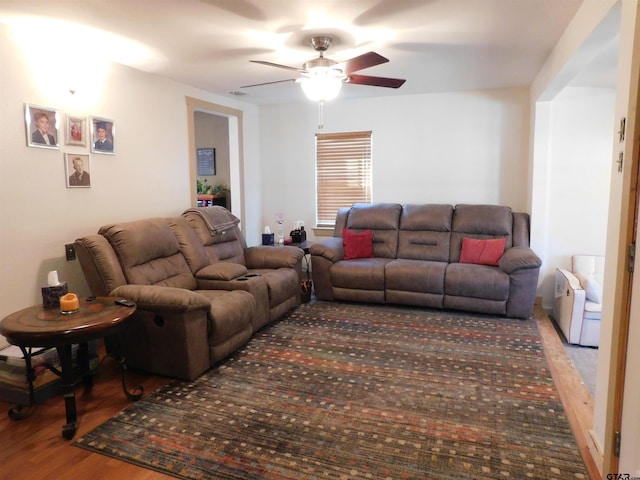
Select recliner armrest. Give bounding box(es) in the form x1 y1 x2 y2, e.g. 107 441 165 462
555 268 582 292
245 245 304 269
196 263 248 280
499 246 542 274
309 237 344 263
110 285 211 313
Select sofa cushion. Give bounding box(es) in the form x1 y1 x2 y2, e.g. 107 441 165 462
343 228 374 260
331 258 391 291
260 268 301 307
459 237 506 266
345 203 401 258
182 209 247 265
386 259 446 294
100 218 197 290
347 203 401 230
450 205 513 262
397 204 453 262
445 263 510 301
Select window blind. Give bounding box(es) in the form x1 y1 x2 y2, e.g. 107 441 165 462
315 131 372 226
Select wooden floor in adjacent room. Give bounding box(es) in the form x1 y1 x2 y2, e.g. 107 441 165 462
0 306 600 480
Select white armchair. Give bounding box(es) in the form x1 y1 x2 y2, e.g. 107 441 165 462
553 255 604 347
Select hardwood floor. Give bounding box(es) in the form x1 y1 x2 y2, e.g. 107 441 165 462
0 309 599 480
535 305 601 480
0 351 171 479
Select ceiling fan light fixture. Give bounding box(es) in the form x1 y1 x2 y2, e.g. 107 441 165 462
299 68 344 102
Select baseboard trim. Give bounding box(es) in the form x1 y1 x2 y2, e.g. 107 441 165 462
588 429 604 478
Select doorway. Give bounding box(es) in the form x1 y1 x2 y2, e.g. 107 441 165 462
185 96 245 227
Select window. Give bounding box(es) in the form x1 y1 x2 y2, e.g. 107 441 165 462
315 131 372 227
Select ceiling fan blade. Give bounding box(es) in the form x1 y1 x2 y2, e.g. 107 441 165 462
347 74 406 88
250 60 303 73
241 78 297 88
338 52 389 74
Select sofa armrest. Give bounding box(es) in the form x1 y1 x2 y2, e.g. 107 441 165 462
309 237 344 263
110 285 211 313
499 246 542 274
244 245 304 269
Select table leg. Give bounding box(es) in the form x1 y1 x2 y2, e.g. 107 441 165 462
106 333 143 401
56 345 77 440
76 342 93 389
118 357 143 401
7 346 36 420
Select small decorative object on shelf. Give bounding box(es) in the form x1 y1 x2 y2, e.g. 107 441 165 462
275 213 284 245
290 221 306 243
196 177 210 194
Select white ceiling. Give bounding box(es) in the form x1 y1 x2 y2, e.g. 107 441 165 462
0 0 619 105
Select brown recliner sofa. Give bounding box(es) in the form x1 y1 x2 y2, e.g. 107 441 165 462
74 207 303 381
311 203 542 319
180 208 302 331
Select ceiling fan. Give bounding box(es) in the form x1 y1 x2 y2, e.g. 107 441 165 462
241 36 406 101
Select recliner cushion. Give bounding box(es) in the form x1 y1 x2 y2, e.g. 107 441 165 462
331 258 391 290
445 263 510 301
575 272 603 304
345 203 401 258
450 205 513 262
100 218 197 290
386 259 446 294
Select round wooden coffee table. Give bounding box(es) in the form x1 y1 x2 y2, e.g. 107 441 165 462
0 296 143 439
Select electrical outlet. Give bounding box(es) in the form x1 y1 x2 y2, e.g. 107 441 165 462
65 243 76 261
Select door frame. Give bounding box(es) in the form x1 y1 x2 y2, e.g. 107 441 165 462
602 5 640 472
185 96 245 227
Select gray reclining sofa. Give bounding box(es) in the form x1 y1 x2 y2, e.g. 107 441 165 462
310 203 541 319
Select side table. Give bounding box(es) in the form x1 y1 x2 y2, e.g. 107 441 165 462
288 240 314 277
289 241 314 302
0 296 143 439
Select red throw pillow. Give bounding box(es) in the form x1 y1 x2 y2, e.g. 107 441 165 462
459 237 506 266
343 228 374 260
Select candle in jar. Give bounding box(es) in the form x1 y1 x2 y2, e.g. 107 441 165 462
60 293 79 312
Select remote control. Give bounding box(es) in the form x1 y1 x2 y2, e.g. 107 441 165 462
115 298 135 307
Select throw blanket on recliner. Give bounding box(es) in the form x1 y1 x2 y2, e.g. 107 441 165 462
183 206 240 234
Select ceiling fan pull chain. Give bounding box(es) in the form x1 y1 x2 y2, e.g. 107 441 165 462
318 101 324 130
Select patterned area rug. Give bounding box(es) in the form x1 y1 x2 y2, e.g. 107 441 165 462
75 301 587 479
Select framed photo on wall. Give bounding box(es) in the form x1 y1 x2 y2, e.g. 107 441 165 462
90 116 115 154
65 153 91 188
197 148 216 175
65 115 87 147
25 104 59 149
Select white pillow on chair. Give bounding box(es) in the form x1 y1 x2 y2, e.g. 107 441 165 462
575 272 603 304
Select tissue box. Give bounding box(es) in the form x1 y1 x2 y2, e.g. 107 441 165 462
262 233 274 245
41 282 68 308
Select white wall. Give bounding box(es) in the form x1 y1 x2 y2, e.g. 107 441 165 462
0 24 260 320
258 88 531 237
537 86 615 309
529 0 640 472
